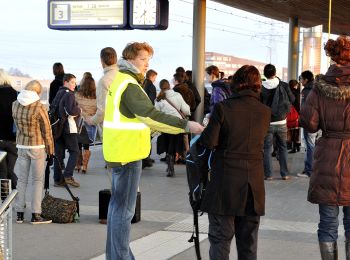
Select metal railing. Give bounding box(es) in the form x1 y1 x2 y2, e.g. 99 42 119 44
0 179 17 260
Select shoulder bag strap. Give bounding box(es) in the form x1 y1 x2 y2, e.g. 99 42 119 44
164 97 186 119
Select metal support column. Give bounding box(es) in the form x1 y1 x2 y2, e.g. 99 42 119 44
288 17 299 81
192 0 206 123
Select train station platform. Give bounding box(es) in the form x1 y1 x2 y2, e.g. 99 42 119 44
12 142 345 260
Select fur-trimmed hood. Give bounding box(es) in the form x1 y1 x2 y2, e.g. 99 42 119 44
314 75 350 100
314 64 350 100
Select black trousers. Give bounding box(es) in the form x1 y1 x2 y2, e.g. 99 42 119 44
0 140 18 189
208 214 260 260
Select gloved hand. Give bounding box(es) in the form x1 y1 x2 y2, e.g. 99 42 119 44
46 154 54 166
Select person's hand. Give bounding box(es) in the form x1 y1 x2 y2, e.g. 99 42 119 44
46 154 54 166
187 121 204 134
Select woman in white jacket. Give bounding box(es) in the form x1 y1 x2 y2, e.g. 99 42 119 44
155 79 190 177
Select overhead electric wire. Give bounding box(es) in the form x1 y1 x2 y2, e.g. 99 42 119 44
177 0 288 29
169 18 288 44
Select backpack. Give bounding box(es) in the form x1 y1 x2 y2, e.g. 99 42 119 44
49 89 68 140
271 82 292 118
186 135 212 260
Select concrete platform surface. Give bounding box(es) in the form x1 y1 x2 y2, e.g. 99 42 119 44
11 144 345 260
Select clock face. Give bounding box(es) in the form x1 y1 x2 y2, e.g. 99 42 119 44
132 0 158 25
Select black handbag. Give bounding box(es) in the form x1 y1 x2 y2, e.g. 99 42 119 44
41 155 80 223
77 118 92 145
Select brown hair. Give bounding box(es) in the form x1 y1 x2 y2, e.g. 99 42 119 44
53 62 64 76
289 79 299 89
122 42 154 60
205 65 220 78
324 35 350 65
146 69 157 79
173 72 186 84
156 79 170 102
231 65 262 92
100 47 117 66
78 76 96 99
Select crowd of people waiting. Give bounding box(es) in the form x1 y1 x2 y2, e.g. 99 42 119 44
1 35 350 259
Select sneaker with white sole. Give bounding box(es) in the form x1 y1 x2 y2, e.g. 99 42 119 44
297 172 310 178
30 213 52 224
16 212 24 224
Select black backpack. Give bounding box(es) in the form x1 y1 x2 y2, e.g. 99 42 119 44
271 82 292 118
49 89 68 140
186 135 212 260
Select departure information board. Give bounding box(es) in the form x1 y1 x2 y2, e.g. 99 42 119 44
48 0 127 29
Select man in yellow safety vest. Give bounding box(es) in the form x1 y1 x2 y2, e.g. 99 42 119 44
103 42 204 260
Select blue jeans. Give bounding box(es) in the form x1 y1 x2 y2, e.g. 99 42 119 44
84 122 96 142
303 130 316 176
318 204 350 242
54 133 79 181
106 160 142 260
263 124 289 177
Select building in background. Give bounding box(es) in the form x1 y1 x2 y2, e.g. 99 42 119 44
205 52 288 81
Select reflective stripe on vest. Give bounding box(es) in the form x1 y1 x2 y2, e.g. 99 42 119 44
103 72 150 163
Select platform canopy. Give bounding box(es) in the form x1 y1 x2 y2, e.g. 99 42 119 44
213 0 349 35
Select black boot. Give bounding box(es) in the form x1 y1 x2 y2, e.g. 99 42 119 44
319 241 338 260
166 155 175 177
289 148 297 153
296 143 301 152
346 239 350 260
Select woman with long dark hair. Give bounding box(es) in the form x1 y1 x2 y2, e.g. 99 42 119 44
199 65 270 259
75 75 97 173
300 35 350 259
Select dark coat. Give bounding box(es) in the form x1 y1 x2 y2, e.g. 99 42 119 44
300 67 350 206
143 79 157 105
0 85 17 141
186 80 201 109
199 90 271 216
290 86 301 113
301 81 313 106
49 74 64 104
173 83 196 112
54 87 81 134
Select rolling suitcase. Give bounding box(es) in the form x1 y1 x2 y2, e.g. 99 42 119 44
131 191 141 223
98 189 141 224
99 189 111 224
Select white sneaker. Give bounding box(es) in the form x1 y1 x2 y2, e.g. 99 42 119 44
297 172 309 178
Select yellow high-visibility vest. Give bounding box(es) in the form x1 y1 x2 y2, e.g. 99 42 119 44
103 72 150 163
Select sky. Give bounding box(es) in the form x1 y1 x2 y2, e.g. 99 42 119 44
0 0 312 83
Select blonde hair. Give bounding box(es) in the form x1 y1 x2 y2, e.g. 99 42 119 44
25 80 42 95
0 69 12 86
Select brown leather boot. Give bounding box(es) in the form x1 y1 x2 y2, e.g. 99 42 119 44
75 150 83 172
81 150 91 174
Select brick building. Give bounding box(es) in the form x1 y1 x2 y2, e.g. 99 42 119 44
205 52 288 81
